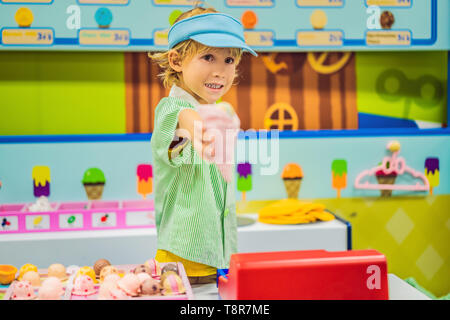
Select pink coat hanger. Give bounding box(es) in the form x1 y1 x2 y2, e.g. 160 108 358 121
354 141 429 192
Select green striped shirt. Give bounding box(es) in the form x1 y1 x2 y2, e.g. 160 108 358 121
150 86 237 269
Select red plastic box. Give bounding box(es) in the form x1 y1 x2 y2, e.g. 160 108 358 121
218 249 389 300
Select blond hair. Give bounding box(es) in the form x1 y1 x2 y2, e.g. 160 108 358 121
148 6 243 88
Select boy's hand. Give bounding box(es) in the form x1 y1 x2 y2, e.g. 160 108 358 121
177 109 215 161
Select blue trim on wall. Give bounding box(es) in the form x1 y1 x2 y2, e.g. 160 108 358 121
448 51 450 127
0 128 449 144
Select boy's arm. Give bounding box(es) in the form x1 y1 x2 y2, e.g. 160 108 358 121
177 109 215 161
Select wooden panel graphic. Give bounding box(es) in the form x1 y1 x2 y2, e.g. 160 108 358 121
125 52 358 133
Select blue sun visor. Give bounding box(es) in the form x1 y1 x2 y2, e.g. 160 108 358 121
168 13 258 56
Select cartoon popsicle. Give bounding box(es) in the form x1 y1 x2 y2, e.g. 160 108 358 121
281 163 303 199
424 158 439 195
82 168 106 200
32 166 50 198
331 159 347 198
237 162 252 202
137 164 153 199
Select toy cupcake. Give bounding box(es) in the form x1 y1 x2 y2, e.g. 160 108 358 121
10 281 36 300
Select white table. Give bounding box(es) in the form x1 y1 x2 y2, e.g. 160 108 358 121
190 274 431 300
0 213 350 268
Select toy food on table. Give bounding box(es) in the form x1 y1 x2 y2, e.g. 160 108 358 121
72 275 96 296
10 281 36 300
424 158 439 195
281 163 303 199
136 272 151 285
93 258 111 276
22 271 41 286
160 271 178 285
76 266 98 283
82 168 106 200
258 198 334 225
47 263 68 281
38 277 64 300
161 263 178 275
117 273 140 297
133 264 152 276
100 265 119 282
136 164 153 199
0 265 18 285
98 279 129 300
141 277 161 296
197 102 241 183
32 166 50 198
18 264 38 281
144 258 161 278
331 159 347 198
161 273 185 296
237 162 252 202
103 273 120 284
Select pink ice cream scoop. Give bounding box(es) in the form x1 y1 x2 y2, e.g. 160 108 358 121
140 277 161 295
38 277 64 300
103 273 121 284
117 273 140 296
161 273 185 296
11 280 36 300
136 272 151 285
98 280 129 300
144 258 161 278
72 275 96 296
197 102 241 183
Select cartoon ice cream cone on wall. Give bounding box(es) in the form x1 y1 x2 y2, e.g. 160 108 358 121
375 142 400 197
281 163 303 199
424 158 439 196
82 168 106 200
137 164 153 199
331 159 347 198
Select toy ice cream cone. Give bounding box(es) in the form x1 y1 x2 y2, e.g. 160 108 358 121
281 163 303 199
82 168 106 200
375 174 396 197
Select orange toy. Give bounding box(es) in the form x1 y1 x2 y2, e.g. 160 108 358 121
0 265 18 285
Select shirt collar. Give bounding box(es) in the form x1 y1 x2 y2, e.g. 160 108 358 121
169 84 200 109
